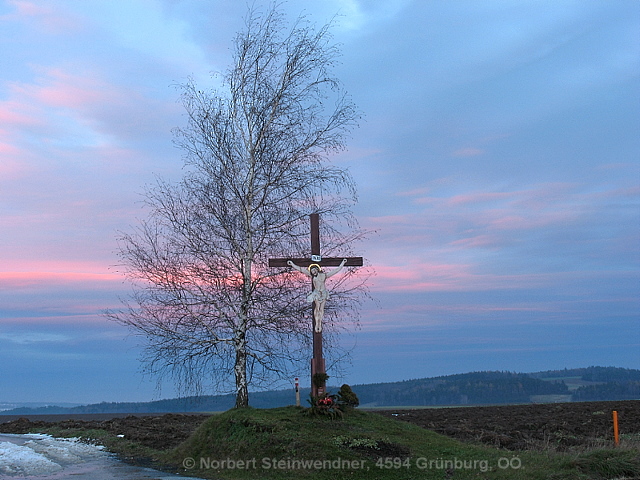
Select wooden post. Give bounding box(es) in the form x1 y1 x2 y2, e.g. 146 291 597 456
309 214 325 398
613 410 620 446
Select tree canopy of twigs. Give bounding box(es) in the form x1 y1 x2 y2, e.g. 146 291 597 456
106 4 366 408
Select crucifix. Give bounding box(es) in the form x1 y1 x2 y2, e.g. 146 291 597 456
268 213 363 397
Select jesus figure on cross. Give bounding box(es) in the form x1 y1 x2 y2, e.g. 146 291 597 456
268 213 363 397
287 259 347 333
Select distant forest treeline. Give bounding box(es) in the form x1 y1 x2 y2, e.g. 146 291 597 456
354 371 568 406
2 366 638 414
355 367 640 406
528 366 640 402
529 366 640 383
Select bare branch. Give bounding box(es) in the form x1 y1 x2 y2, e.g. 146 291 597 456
106 3 368 408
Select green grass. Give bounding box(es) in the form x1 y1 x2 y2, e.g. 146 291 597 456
162 406 638 480
573 449 640 479
33 407 640 480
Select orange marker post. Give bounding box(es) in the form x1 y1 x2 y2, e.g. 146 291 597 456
613 410 619 447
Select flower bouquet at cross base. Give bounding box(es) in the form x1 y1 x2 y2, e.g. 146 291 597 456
308 393 343 418
306 384 360 419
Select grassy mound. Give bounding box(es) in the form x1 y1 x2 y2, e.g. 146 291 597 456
165 406 633 480
9 406 638 479
573 449 640 479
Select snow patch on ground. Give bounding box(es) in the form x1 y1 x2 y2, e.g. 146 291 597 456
0 434 105 476
0 433 203 479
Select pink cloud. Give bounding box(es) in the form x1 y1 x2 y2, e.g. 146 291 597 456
0 67 179 193
364 214 414 226
0 313 110 326
591 185 640 200
447 191 514 206
368 188 635 291
0 271 121 289
0 263 125 323
412 189 520 208
12 67 122 113
0 146 32 180
487 210 578 231
0 70 113 152
0 258 119 275
412 196 441 206
396 186 431 197
450 234 502 248
366 251 561 293
370 262 477 292
3 65 181 148
0 141 21 155
8 0 51 17
0 99 43 128
381 182 604 246
6 0 84 34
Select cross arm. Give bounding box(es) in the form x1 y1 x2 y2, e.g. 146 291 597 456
268 257 363 268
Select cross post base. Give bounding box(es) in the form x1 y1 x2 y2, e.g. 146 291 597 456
311 357 326 397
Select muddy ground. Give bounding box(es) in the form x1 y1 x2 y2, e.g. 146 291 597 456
376 400 640 451
0 413 209 450
0 400 638 452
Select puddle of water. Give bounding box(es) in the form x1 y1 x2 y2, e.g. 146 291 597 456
0 434 203 480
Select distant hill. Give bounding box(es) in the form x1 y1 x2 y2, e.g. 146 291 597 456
354 367 639 407
0 391 296 416
528 366 640 402
2 366 638 415
353 371 571 407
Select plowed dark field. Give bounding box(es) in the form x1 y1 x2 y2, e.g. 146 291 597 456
376 400 640 451
0 413 209 450
1 400 638 452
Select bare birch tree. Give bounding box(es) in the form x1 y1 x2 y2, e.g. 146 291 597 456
106 4 364 408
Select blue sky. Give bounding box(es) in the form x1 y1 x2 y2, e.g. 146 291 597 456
0 0 638 404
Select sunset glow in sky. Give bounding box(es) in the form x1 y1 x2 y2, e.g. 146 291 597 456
1 0 638 404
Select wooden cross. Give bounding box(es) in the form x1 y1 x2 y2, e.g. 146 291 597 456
268 213 363 397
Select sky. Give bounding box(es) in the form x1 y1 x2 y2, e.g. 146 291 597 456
1 0 638 405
